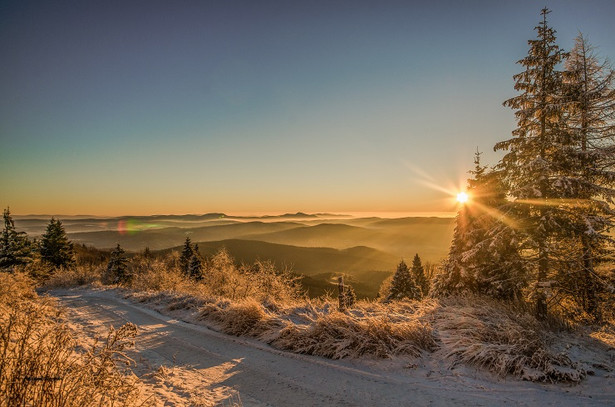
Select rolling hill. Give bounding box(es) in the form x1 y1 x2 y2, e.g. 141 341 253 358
66 221 302 250
184 239 397 298
240 219 454 261
184 239 397 276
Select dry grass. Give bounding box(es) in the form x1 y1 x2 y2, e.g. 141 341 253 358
30 248 605 384
589 320 615 348
199 298 282 337
433 296 586 382
46 249 302 305
133 289 596 382
147 292 435 359
272 310 436 359
43 264 104 288
0 272 151 406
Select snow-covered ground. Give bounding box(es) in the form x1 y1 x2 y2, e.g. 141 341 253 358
50 288 615 406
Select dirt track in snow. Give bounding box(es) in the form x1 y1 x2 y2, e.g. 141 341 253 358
50 289 615 406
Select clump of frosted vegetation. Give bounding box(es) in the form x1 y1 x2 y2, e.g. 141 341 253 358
434 296 586 382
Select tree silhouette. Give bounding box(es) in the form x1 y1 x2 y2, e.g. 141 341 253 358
179 236 194 276
107 244 130 284
0 208 33 270
386 260 420 301
410 254 428 298
40 218 75 269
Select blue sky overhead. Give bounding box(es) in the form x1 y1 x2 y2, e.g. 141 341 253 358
1 0 614 216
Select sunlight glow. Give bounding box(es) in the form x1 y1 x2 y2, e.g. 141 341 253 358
457 192 469 204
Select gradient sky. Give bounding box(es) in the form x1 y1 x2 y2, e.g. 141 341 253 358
1 0 614 216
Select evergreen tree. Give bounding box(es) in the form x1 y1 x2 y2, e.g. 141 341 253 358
561 33 615 317
107 244 130 284
0 208 33 270
188 252 204 281
411 254 428 298
434 151 492 296
179 236 194 275
466 156 527 301
433 207 467 296
494 8 572 319
386 260 420 301
433 152 526 300
40 217 75 269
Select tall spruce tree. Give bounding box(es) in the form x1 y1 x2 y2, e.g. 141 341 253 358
179 236 194 275
494 8 572 319
107 244 130 284
40 218 75 269
433 152 526 300
466 155 526 300
411 254 428 298
434 151 492 296
0 208 33 270
434 204 468 296
386 260 420 301
561 33 615 316
188 245 204 281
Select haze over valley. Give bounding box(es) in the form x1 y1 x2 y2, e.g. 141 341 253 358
14 212 455 297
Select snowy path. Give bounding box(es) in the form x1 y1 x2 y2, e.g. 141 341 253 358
50 289 614 406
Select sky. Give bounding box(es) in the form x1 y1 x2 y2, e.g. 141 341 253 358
1 0 614 216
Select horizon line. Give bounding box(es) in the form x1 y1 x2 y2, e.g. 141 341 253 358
10 210 456 219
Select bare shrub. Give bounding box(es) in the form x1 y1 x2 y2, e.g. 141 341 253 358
0 273 149 406
43 264 103 288
129 256 193 293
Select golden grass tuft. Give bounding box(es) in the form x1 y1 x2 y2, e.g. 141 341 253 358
434 296 586 382
272 311 436 359
194 297 436 359
198 298 281 337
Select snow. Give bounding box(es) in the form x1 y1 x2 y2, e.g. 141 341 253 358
50 288 615 406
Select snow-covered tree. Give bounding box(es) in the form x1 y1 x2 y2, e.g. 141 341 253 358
433 152 526 300
433 207 467 296
494 8 572 319
410 254 428 298
40 218 75 269
0 208 33 270
386 260 420 301
561 33 615 317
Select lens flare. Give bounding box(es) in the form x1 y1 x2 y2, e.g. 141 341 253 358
117 219 159 235
117 219 136 236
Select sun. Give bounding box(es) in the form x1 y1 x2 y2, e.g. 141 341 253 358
456 191 469 204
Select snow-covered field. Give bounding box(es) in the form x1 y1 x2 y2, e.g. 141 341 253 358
50 288 615 406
